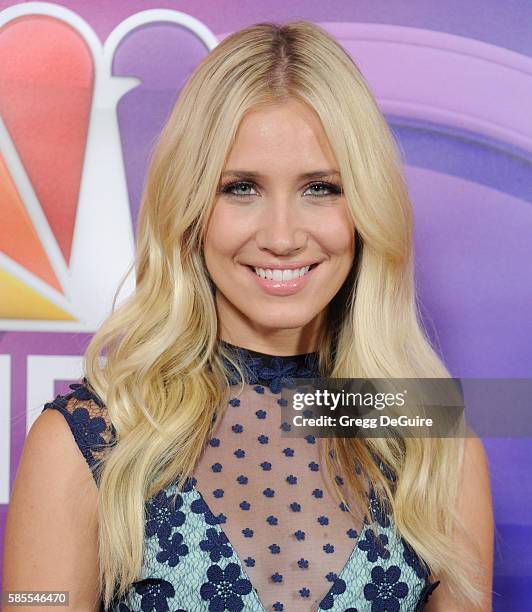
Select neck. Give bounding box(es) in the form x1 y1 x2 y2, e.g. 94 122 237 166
215 293 327 356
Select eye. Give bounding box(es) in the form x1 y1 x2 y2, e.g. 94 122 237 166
304 182 343 197
219 181 258 198
217 179 344 199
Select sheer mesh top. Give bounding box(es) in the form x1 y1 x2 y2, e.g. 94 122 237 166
41 340 440 612
195 340 366 610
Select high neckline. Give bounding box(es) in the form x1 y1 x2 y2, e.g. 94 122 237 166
219 339 321 394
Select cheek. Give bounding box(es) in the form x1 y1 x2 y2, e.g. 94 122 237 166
204 206 242 260
316 214 355 258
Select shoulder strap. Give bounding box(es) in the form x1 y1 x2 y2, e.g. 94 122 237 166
41 377 116 486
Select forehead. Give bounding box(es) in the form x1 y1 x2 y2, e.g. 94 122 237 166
225 99 337 171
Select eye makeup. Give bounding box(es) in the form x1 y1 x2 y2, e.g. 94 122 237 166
218 179 343 199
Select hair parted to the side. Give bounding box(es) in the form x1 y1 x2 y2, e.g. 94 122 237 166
83 20 485 609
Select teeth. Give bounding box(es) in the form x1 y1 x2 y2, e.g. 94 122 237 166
253 266 311 280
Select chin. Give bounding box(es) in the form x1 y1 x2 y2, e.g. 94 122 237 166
245 310 317 331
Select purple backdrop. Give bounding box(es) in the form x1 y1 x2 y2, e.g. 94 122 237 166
0 2 530 610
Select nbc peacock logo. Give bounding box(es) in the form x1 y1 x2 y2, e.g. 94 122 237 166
0 2 218 332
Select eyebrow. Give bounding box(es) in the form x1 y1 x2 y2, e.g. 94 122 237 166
220 169 341 180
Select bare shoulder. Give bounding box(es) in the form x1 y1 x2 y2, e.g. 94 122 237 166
425 436 494 611
3 406 101 610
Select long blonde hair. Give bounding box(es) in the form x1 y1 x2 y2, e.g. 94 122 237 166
84 20 484 609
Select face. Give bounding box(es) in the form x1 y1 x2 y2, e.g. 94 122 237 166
203 98 356 353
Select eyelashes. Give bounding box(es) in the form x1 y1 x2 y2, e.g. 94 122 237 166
218 180 344 199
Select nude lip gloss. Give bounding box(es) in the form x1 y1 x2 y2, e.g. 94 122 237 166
244 264 319 296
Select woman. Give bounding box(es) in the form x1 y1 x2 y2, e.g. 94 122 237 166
4 20 493 611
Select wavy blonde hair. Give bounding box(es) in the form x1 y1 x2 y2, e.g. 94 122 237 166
83 20 484 609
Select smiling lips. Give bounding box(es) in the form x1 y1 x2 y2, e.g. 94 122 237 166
243 262 320 296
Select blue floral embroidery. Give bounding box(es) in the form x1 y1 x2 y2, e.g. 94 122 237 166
191 497 224 526
358 530 391 562
200 562 253 611
319 577 347 610
255 356 310 394
200 528 233 562
69 380 98 402
69 407 107 450
155 531 189 567
220 343 320 393
182 476 197 493
366 486 391 528
145 490 186 540
74 378 106 406
131 578 175 612
363 565 409 612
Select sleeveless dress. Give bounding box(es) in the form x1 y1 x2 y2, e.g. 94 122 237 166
41 340 440 612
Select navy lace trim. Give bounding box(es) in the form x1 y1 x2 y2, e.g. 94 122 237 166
219 340 321 394
415 578 441 611
41 378 113 485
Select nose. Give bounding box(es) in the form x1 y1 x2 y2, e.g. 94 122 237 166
255 198 307 255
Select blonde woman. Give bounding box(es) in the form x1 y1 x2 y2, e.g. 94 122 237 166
4 20 493 612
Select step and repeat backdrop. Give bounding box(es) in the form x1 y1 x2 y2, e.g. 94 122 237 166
0 1 531 608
